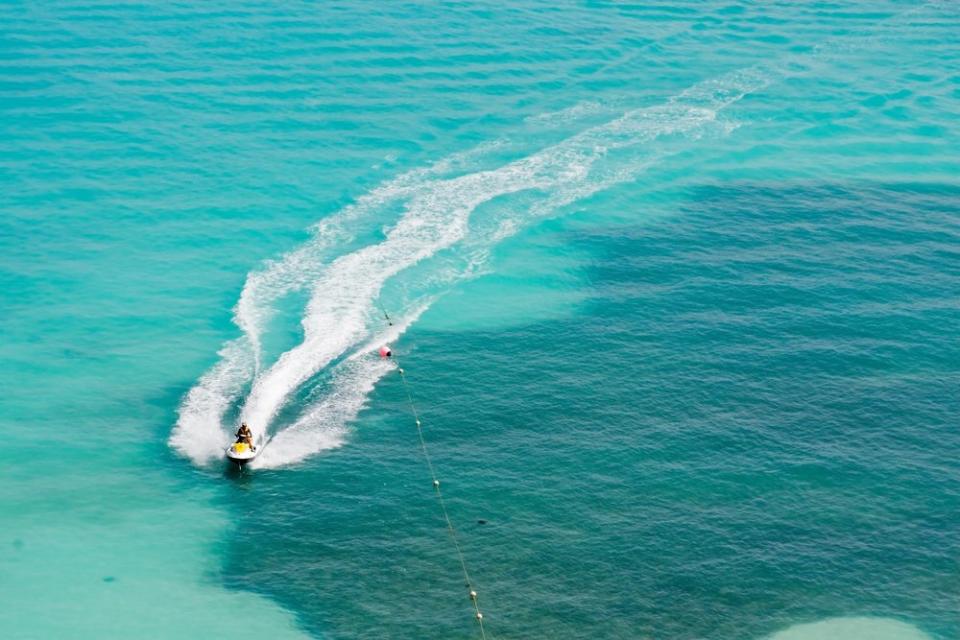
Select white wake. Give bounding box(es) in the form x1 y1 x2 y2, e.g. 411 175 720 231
171 64 777 469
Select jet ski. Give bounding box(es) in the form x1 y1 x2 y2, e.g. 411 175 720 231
226 440 259 467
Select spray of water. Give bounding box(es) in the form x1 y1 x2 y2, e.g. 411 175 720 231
171 63 775 468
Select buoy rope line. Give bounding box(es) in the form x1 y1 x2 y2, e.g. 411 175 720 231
376 302 489 640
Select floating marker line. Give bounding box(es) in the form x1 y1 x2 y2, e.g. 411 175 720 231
377 303 489 639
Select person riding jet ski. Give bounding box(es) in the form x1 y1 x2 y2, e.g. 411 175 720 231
235 422 256 451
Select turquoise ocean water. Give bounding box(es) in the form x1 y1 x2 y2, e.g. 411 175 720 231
1 1 958 638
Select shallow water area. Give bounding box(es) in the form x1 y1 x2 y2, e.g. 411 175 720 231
1 482 311 639
767 617 933 640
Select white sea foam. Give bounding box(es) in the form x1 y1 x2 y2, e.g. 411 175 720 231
235 143 503 369
247 356 390 469
525 100 606 125
170 337 255 465
172 146 504 465
251 303 430 469
173 65 772 468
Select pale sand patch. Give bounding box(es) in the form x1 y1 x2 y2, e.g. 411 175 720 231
768 616 932 640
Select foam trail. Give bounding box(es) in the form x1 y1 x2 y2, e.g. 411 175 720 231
173 145 503 465
172 6 948 468
176 64 773 467
249 357 392 469
238 86 759 437
170 337 255 465
235 140 507 370
251 303 430 469
253 153 668 467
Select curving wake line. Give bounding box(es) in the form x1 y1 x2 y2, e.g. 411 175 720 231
249 303 431 469
169 67 770 468
173 44 841 467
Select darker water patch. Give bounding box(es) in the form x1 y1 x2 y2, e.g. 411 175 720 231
218 182 959 640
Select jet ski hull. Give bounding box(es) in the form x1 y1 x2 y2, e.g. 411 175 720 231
226 442 258 466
